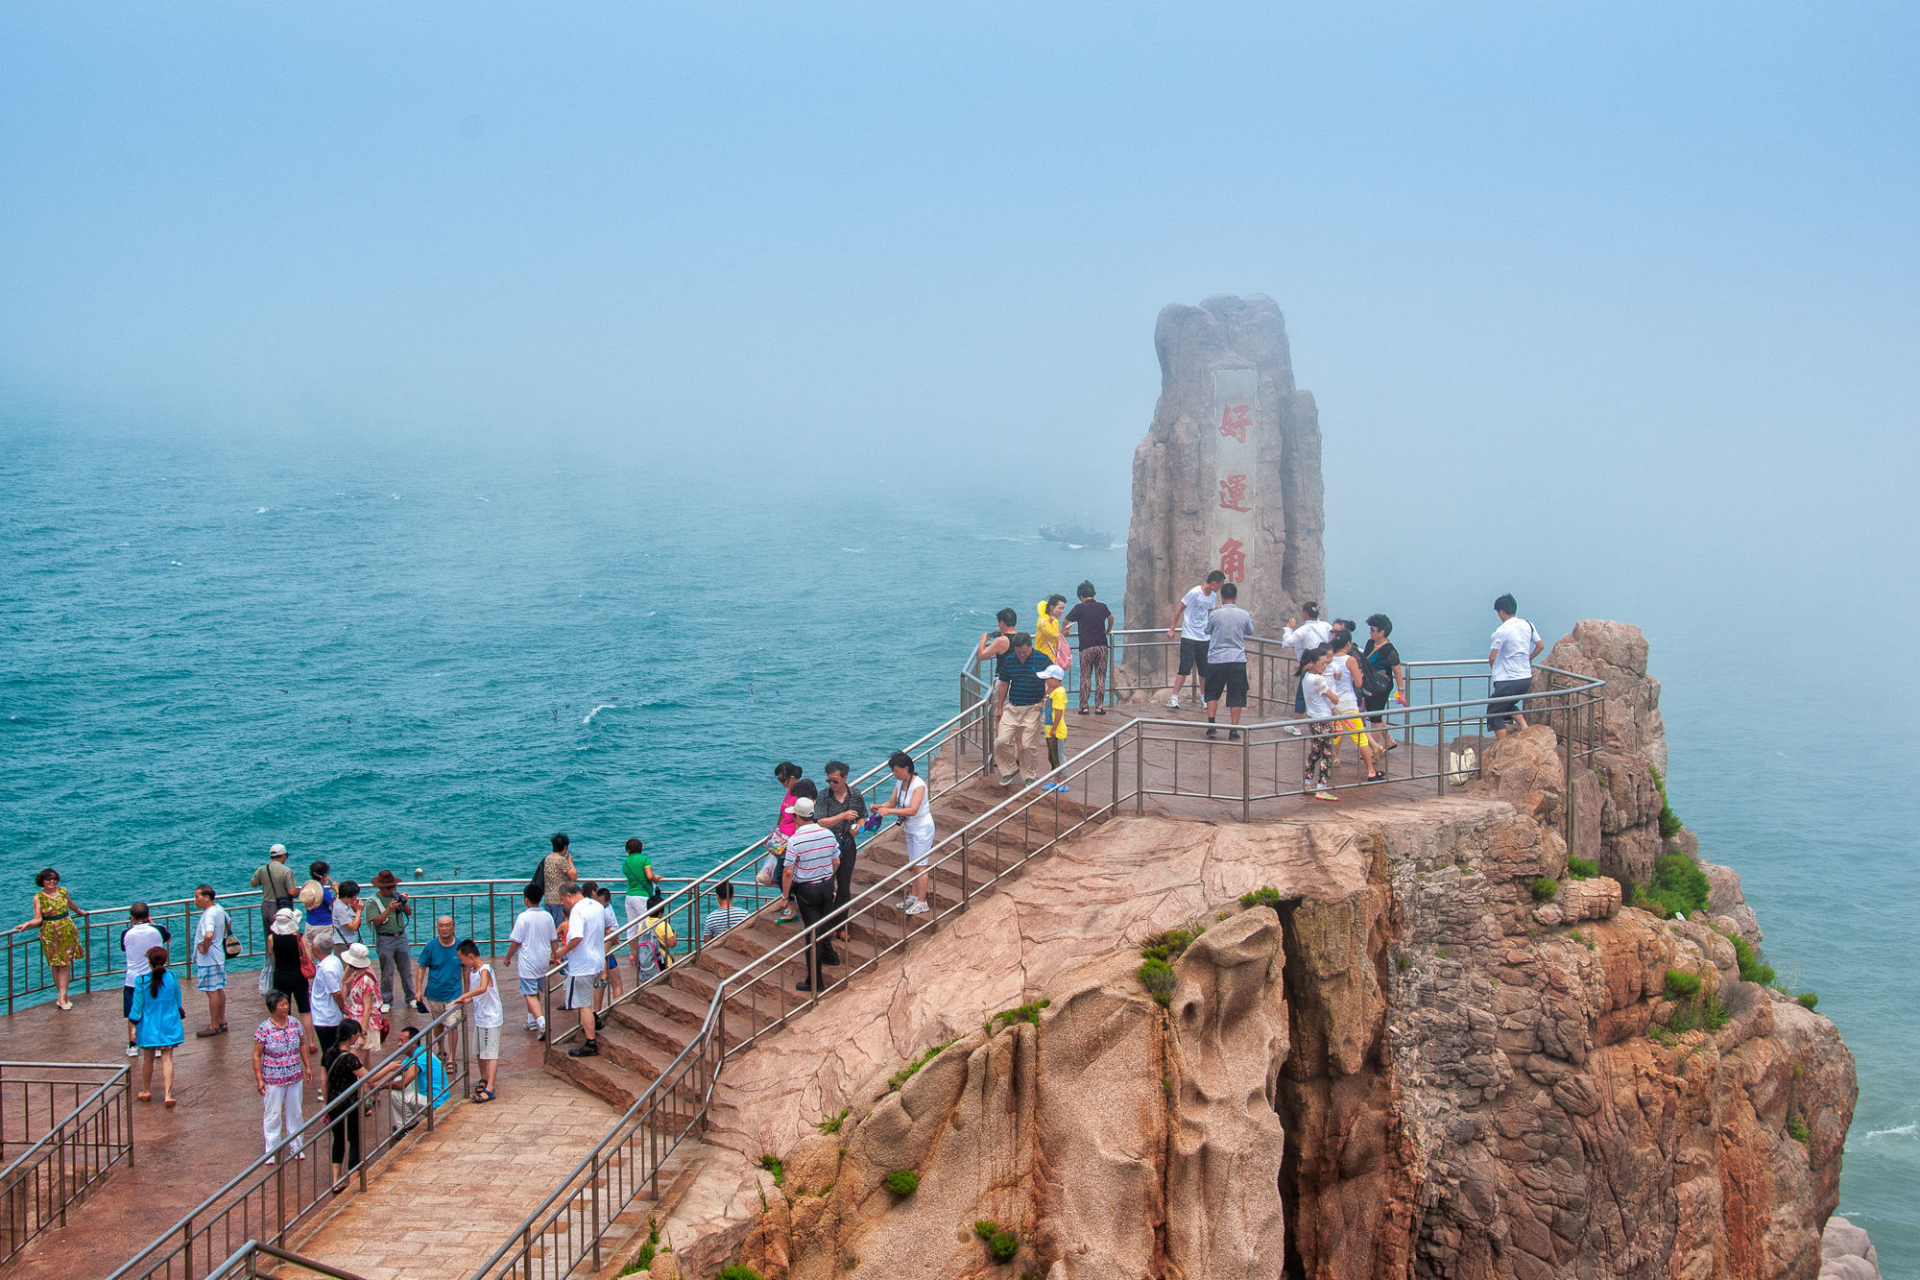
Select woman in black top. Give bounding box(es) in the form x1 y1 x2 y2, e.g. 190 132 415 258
324 1017 367 1191
1362 613 1405 770
267 908 316 1049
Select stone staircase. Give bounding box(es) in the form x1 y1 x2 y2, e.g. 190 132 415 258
551 774 1091 1110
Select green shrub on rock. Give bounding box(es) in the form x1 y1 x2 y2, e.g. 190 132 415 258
1531 877 1558 902
1567 856 1598 880
1785 1113 1811 1144
1798 991 1819 1011
1630 853 1710 919
1650 766 1684 840
1138 958 1176 1006
972 1221 1018 1264
884 1169 919 1196
1239 886 1282 909
1723 931 1776 987
719 1267 765 1280
1664 969 1702 1000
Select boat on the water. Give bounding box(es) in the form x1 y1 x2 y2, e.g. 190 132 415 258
1038 522 1113 548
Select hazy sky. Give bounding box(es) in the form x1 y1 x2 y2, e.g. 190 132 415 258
4 2 1917 621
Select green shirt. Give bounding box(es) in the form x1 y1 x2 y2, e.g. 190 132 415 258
372 892 410 936
622 851 656 899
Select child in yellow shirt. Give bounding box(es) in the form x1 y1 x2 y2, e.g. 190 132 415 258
1040 665 1070 793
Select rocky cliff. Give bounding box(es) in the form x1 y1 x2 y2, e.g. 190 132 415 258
1123 294 1326 641
646 623 1862 1280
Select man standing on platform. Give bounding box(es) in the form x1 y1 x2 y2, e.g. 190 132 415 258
1162 571 1224 710
1204 582 1254 741
192 885 230 1037
367 871 420 1016
120 903 168 1058
992 634 1053 788
1487 593 1543 739
249 844 296 939
975 607 1020 768
415 916 463 1022
309 927 344 1057
781 797 841 993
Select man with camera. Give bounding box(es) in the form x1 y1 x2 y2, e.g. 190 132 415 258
368 870 423 1016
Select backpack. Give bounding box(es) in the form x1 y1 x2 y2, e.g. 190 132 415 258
528 856 547 903
1362 646 1395 698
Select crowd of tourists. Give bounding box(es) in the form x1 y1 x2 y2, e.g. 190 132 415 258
9 580 1546 1184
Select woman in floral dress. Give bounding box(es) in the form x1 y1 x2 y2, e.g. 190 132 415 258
11 868 86 1010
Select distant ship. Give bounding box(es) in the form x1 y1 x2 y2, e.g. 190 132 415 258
1038 522 1113 548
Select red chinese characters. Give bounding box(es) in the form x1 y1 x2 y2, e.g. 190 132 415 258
1218 403 1251 442
1217 537 1246 583
1218 473 1250 512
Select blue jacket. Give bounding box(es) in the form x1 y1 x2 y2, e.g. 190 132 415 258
130 971 185 1048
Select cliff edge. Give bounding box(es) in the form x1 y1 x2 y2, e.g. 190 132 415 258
646 622 1861 1280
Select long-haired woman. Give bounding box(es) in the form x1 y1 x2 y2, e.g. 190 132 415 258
130 945 184 1105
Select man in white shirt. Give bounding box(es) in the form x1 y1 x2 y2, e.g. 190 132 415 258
1280 602 1335 731
1486 593 1544 739
554 882 606 1058
308 927 345 1057
1162 570 1225 710
503 884 557 1037
120 903 168 1057
192 885 230 1037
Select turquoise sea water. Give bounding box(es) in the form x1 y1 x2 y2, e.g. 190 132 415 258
2 424 1913 1268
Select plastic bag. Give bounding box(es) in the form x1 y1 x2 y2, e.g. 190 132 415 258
756 854 778 887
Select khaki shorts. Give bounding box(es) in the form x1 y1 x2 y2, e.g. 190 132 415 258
561 975 597 1011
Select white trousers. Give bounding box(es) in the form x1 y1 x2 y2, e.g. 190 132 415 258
262 1081 305 1155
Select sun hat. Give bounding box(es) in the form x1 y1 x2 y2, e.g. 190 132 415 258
340 942 372 969
270 908 299 935
791 796 816 818
269 843 288 857
371 870 401 889
298 881 324 910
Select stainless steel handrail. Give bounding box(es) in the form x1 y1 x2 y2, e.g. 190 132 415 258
202 1239 372 1280
0 1061 134 1266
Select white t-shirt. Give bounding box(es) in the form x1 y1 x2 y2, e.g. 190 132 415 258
195 904 230 970
1178 585 1217 641
1302 672 1336 719
893 777 935 839
509 907 558 981
311 955 344 1027
1326 652 1360 713
121 922 164 988
1490 617 1540 683
565 899 607 977
1281 618 1333 659
466 962 503 1029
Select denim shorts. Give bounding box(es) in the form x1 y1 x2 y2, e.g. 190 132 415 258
518 975 545 997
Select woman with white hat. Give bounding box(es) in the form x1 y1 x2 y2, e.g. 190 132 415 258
267 908 317 1056
338 943 388 1053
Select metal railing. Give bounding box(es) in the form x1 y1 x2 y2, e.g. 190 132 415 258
203 1240 370 1280
0 1061 135 1265
105 1002 473 1280
477 648 1605 1279
537 691 997 1055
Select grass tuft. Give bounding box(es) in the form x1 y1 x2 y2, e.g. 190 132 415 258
1650 765 1684 840
884 1169 919 1196
756 1154 784 1188
718 1267 765 1280
1138 957 1177 1006
1664 969 1702 1000
1723 931 1776 987
990 999 1050 1030
1140 927 1202 963
1785 1112 1810 1144
1630 852 1710 919
816 1108 848 1135
1566 855 1598 880
889 1039 956 1092
1531 877 1558 902
1798 991 1819 1011
1239 886 1282 909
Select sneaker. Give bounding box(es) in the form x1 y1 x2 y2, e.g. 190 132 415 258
567 1041 599 1058
1206 726 1219 739
1229 730 1242 741
126 1044 139 1058
795 980 815 992
412 1000 429 1015
1284 725 1302 737
1166 696 1180 709
537 1016 547 1032
379 1002 392 1014
904 898 930 916
997 774 1019 788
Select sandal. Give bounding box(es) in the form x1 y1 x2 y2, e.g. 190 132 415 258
56 1000 73 1011
1313 791 1341 803
196 1027 222 1038
136 1092 152 1102
472 1087 495 1103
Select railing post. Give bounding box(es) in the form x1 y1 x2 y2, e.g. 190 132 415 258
1134 722 1145 815
488 883 497 956
1242 732 1251 824
182 1216 195 1280
960 833 970 910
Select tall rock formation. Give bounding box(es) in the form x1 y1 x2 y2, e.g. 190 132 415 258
1124 294 1326 642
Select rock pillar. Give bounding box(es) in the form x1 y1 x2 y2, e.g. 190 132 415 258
1123 294 1326 650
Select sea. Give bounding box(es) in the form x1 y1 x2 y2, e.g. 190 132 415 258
2 423 1913 1269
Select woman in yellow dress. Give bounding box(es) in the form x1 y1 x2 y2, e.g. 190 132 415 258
12 868 87 1010
1035 595 1071 669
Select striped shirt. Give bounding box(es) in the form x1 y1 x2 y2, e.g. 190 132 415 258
1003 649 1052 706
702 905 754 940
785 824 839 884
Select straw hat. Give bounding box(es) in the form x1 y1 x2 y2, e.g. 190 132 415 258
340 942 372 968
270 908 299 935
298 881 324 910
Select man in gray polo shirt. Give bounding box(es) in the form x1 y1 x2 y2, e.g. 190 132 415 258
780 798 841 993
1204 582 1255 741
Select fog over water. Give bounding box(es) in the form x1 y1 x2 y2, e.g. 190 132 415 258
3 1 1916 1266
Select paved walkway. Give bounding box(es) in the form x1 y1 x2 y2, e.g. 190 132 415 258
291 1065 618 1279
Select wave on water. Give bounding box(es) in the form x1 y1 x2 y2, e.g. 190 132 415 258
582 703 618 725
256 507 269 514
1860 1123 1917 1142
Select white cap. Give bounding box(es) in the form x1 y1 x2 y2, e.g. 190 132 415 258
1040 665 1067 681
791 797 816 818
269 843 287 856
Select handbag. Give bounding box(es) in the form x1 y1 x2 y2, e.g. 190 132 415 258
298 938 317 981
222 916 243 959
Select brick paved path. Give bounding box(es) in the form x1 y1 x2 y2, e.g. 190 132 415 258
293 1063 618 1279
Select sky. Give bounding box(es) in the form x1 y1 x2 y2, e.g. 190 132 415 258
1 1 1917 617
